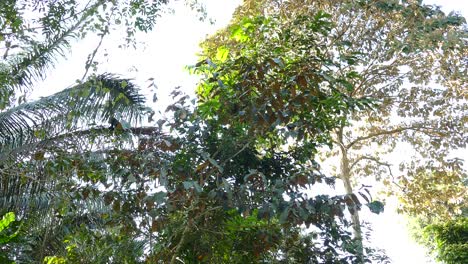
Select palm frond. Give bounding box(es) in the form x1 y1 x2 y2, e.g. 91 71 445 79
0 0 106 103
8 195 132 263
0 17 77 110
0 74 147 153
2 30 76 93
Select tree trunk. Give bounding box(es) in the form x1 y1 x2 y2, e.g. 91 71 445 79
337 128 364 263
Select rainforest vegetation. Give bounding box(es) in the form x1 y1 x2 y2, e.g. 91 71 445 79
0 0 466 263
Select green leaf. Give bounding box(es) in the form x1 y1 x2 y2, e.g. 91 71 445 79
193 182 202 193
183 181 193 190
121 80 128 89
181 181 202 193
366 201 385 214
230 24 250 42
153 192 167 204
279 206 290 224
0 212 15 233
0 212 18 245
215 46 230 62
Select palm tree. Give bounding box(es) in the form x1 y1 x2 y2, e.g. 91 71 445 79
0 4 152 260
0 72 152 262
0 1 181 262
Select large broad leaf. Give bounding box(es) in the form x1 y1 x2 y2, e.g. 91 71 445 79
366 201 385 215
0 212 15 233
0 212 18 245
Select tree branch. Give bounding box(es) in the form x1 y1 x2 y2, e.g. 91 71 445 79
349 155 391 171
346 122 450 149
347 125 417 149
170 213 193 264
349 155 402 189
81 2 115 80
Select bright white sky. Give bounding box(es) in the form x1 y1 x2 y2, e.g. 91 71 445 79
32 0 467 263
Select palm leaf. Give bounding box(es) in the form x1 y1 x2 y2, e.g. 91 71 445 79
2 29 76 93
0 0 105 108
0 74 147 153
9 195 138 263
0 28 77 111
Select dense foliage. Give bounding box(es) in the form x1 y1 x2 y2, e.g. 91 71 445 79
0 0 466 263
0 1 385 262
1 0 166 262
403 169 467 264
421 217 468 264
200 0 467 261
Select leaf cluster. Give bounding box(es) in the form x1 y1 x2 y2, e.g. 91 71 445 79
422 217 468 264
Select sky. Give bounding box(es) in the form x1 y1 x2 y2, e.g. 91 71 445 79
31 0 467 263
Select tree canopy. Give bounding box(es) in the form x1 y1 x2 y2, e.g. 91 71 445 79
200 0 467 261
0 0 467 263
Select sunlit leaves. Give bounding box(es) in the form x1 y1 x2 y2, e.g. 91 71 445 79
230 17 256 42
215 46 230 62
0 212 18 243
198 0 467 261
395 169 467 220
0 212 19 263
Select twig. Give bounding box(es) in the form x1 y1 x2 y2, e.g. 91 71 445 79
170 216 193 264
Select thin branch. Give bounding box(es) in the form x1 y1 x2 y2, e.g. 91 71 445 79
349 155 403 189
170 213 193 264
349 155 391 171
220 141 251 167
346 126 416 149
81 3 115 80
346 123 450 149
198 141 251 186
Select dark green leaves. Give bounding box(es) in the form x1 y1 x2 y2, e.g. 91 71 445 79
182 181 202 193
422 217 468 264
366 201 385 214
